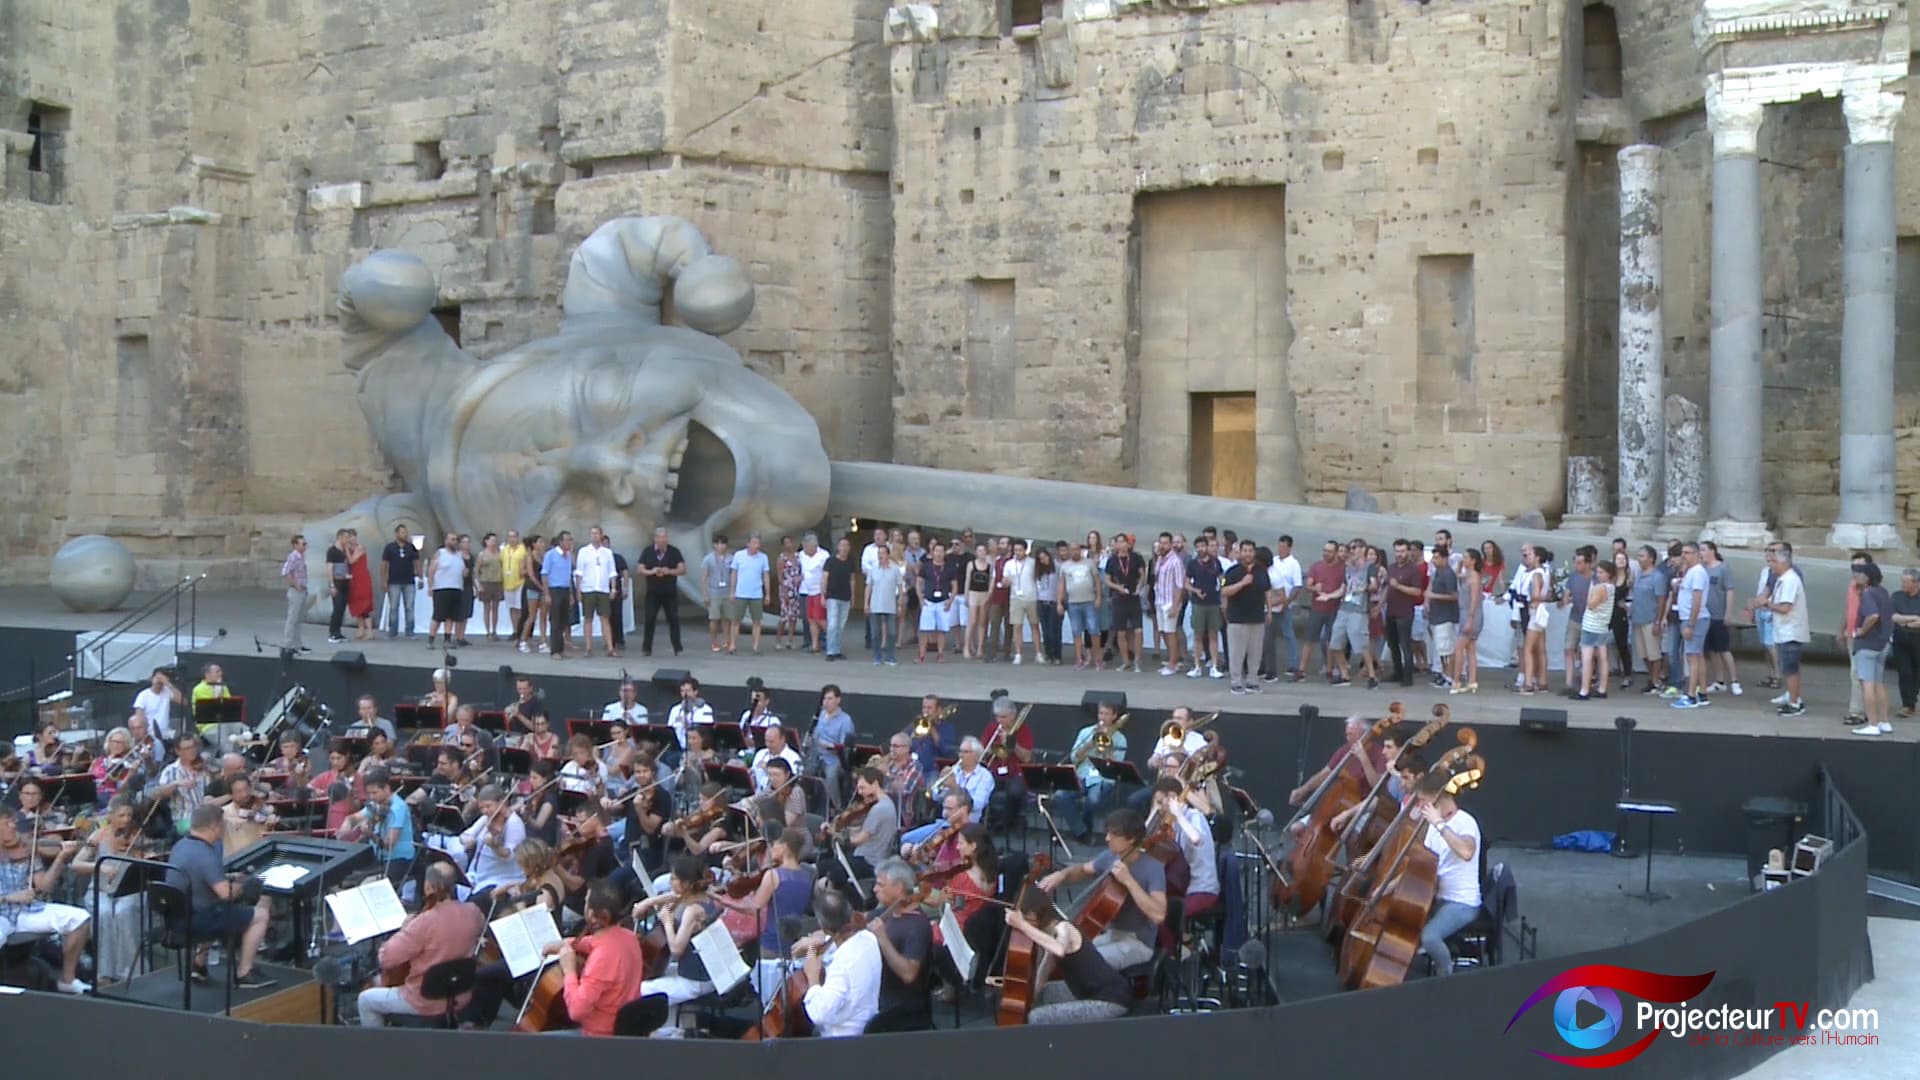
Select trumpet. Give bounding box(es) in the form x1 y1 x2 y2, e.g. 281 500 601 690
911 704 959 740
1161 711 1217 745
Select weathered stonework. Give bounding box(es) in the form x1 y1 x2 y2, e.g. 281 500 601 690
8 0 1920 583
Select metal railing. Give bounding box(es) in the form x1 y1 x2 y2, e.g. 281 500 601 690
1816 764 1865 853
77 573 207 683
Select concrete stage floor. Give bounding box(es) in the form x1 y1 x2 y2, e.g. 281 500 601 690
5 585 1907 744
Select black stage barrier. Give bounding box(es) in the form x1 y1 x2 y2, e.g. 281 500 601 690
188 650 1920 879
6 767 1874 1080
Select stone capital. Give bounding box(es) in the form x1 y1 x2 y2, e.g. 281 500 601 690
1705 81 1766 156
1842 89 1905 145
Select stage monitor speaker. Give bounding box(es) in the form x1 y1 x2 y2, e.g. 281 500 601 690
330 651 367 673
1519 707 1568 734
652 668 693 695
1081 690 1126 718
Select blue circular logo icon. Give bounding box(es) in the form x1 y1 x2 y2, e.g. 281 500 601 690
1552 986 1624 1050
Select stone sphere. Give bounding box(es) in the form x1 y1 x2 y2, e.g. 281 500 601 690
50 534 137 613
674 253 756 336
341 249 438 331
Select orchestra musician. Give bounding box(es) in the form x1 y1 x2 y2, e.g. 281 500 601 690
900 738 991 850
663 782 734 861
749 725 803 796
599 722 635 775
497 837 574 920
538 879 646 1037
0 808 92 994
559 735 607 797
713 826 814 1003
522 760 564 844
131 666 184 742
808 684 856 809
760 758 807 829
153 732 213 835
126 712 166 772
349 694 398 744
189 662 232 708
1036 808 1167 971
907 695 958 781
310 744 362 834
344 768 416 889
220 774 279 855
881 732 923 821
503 674 545 735
406 747 468 811
1058 702 1128 843
1150 777 1220 917
165 804 275 989
820 767 898 901
442 705 497 769
927 824 1003 1000
23 722 67 777
358 730 399 776
739 680 780 750
359 862 486 1027
1328 751 1427 836
9 778 64 833
980 695 1034 833
901 791 970 872
1287 715 1387 825
72 796 151 985
1411 770 1483 977
458 785 527 895
633 855 721 1035
424 668 461 720
267 733 311 793
796 886 883 1038
672 727 717 805
617 754 673 880
864 858 934 1033
602 678 649 727
665 675 715 768
1003 887 1133 1025
89 726 142 807
518 710 563 762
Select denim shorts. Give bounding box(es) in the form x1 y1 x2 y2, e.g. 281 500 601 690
1579 628 1609 649
1853 646 1888 683
1756 608 1774 647
1682 616 1708 656
1067 601 1099 638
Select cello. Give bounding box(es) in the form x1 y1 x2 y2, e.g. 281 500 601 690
1343 706 1449 856
1338 752 1486 991
1328 730 1476 937
1273 706 1401 916
994 853 1053 1026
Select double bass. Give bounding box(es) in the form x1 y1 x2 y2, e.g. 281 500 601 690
1328 729 1477 936
1273 706 1402 916
994 853 1054 1027
1338 751 1486 991
1342 705 1449 855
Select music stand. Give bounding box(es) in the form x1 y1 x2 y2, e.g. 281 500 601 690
848 744 883 771
475 710 509 736
41 773 96 811
1089 758 1145 790
1615 799 1678 902
405 743 443 773
1019 764 1081 798
557 790 593 819
424 805 470 837
709 723 746 757
394 704 445 734
635 724 676 754
416 846 473 891
705 763 753 794
569 718 615 744
496 747 534 778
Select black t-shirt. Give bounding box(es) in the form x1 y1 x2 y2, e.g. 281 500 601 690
1890 589 1920 634
625 788 674 872
326 545 348 583
612 553 628 600
878 911 933 1013
824 556 855 602
1222 564 1271 624
638 544 686 594
1187 556 1222 606
1106 552 1145 604
383 541 420 583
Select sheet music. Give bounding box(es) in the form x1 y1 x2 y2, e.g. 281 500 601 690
939 904 974 983
325 878 406 944
259 863 312 890
692 918 748 993
492 906 563 978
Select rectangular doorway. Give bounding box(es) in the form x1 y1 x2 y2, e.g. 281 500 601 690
1189 393 1256 500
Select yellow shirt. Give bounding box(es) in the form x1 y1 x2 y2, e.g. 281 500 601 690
501 543 528 591
192 681 229 703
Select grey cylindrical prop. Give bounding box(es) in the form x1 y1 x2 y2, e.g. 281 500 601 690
1616 145 1665 521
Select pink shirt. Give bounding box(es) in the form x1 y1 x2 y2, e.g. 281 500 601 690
1154 551 1187 610
564 927 645 1036
378 900 486 1012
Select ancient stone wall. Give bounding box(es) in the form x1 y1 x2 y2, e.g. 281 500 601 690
887 0 1575 516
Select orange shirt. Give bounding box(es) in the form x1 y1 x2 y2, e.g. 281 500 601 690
377 900 487 1013
563 927 644 1036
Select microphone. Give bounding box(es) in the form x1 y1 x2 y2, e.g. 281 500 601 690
1237 938 1267 970
1255 808 1276 830
253 635 264 655
314 955 345 986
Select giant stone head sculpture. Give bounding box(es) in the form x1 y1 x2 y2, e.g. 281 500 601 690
303 216 830 606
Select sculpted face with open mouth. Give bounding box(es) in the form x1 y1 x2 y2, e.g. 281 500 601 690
302 216 831 611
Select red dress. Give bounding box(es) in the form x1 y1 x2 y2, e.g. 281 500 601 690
348 550 374 618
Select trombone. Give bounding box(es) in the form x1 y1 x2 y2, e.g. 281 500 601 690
910 704 959 740
1161 710 1217 745
1071 711 1129 765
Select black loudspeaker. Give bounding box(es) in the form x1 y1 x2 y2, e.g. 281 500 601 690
1081 690 1127 718
330 651 368 672
1519 707 1568 734
652 668 693 695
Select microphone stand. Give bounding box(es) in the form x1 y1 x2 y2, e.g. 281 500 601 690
1611 716 1636 859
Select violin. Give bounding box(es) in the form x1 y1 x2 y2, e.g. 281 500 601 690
909 820 960 869
671 803 727 837
825 794 876 837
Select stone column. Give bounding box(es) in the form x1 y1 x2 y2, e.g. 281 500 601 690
1611 144 1664 540
1701 83 1773 548
1562 456 1611 534
1661 395 1705 538
1828 88 1907 551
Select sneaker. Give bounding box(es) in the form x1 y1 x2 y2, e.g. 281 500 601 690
1210 667 1226 680
1230 684 1248 695
1366 677 1379 690
234 971 278 990
886 660 898 666
517 641 529 653
1671 696 1699 710
1131 662 1143 673
1841 713 1867 728
1770 692 1791 706
1159 665 1176 676
1012 655 1022 665
57 978 91 995
1851 721 1893 737
1777 701 1806 716
1186 667 1203 679
1707 682 1727 694
1730 682 1744 697
1575 692 1591 701
1246 682 1264 694
1642 682 1661 695
1660 686 1681 699
328 636 346 645
1290 671 1307 683
1331 676 1351 686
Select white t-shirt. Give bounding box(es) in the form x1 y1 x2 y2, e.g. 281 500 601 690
1674 564 1710 622
133 687 176 741
459 812 527 892
860 543 885 577
1269 555 1303 609
1770 568 1810 644
1424 808 1483 907
668 699 715 749
602 700 649 725
797 549 830 596
1003 556 1038 602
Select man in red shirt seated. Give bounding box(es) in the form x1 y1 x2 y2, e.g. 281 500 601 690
359 863 487 1027
545 879 644 1036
